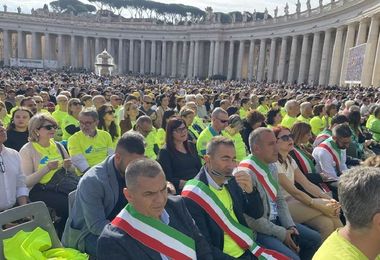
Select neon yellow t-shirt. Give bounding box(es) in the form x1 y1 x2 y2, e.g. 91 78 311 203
313 230 380 260
68 130 113 168
61 114 79 141
156 128 166 149
52 110 68 127
209 185 245 258
239 108 249 119
366 115 376 129
32 139 63 184
145 128 158 160
281 114 298 129
257 105 270 115
223 130 247 162
297 115 311 124
310 116 326 136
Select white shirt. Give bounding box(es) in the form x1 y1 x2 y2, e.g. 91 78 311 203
312 146 348 179
0 145 29 211
275 158 298 200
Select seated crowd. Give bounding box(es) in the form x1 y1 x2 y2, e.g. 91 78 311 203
1 67 380 259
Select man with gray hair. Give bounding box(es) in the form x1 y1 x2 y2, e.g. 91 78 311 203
237 127 321 260
297 102 313 124
97 158 213 259
196 107 228 159
314 166 380 259
281 99 300 129
68 108 114 174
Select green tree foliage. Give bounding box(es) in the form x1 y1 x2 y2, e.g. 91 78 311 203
50 0 96 14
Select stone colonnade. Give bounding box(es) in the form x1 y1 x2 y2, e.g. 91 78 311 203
2 4 380 86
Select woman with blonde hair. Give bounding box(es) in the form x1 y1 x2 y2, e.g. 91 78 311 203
19 113 77 237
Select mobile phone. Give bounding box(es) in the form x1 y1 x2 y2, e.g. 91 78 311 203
291 233 300 247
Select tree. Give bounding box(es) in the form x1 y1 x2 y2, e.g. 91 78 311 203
50 0 96 14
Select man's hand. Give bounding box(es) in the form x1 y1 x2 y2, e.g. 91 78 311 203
234 171 253 193
283 228 300 253
166 181 176 195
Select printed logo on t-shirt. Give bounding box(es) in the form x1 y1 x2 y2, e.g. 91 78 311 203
40 156 49 165
85 146 93 154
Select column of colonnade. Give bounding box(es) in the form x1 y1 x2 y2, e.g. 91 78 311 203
2 12 380 86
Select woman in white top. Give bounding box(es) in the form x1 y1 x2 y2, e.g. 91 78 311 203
272 126 343 240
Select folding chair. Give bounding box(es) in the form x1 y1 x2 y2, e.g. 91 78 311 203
0 201 62 260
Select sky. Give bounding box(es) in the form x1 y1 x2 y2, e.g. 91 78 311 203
2 0 321 16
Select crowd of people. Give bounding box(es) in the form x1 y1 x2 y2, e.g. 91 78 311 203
1 67 380 259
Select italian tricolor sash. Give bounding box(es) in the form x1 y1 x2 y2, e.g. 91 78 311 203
314 129 332 146
238 155 278 201
318 137 341 170
182 179 288 260
111 204 196 260
293 146 316 174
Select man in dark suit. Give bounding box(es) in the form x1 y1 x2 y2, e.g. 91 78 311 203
97 158 213 260
183 136 266 260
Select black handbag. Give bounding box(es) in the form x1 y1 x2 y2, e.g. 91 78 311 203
42 143 79 195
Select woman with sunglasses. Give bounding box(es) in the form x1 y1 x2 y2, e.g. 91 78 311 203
98 104 120 148
157 118 201 194
4 107 33 151
61 98 82 141
223 115 247 162
273 126 342 241
19 113 76 238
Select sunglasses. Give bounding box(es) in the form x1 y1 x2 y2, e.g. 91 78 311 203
71 102 81 106
144 101 154 105
277 134 294 142
106 110 115 115
218 118 229 124
40 124 58 130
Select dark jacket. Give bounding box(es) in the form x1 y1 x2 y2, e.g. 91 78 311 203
183 167 263 260
97 195 213 260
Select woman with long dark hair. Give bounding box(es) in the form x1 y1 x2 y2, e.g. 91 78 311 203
157 118 201 193
97 104 120 148
4 107 33 151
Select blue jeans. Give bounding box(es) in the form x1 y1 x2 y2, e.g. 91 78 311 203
84 233 99 257
256 223 321 260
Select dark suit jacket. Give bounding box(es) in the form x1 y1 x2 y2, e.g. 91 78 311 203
97 195 213 260
183 167 264 260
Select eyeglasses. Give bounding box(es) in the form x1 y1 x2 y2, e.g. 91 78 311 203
174 126 187 133
106 110 115 115
217 118 229 124
277 134 294 142
40 124 58 130
0 155 4 173
80 121 95 126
